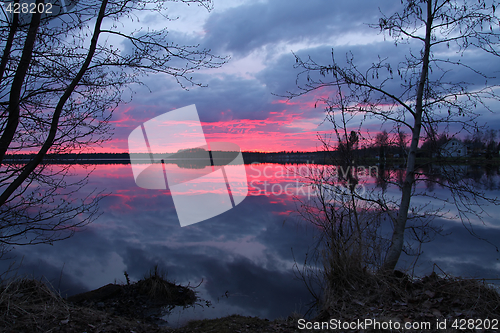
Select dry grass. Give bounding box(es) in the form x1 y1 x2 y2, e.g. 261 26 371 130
136 266 196 306
0 277 68 332
0 276 169 332
317 270 500 332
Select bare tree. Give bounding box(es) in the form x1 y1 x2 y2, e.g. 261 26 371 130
287 0 500 271
0 0 226 255
293 88 389 316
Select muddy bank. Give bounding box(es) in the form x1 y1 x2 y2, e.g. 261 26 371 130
66 271 196 324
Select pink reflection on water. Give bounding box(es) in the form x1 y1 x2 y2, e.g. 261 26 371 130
54 162 387 225
70 162 385 204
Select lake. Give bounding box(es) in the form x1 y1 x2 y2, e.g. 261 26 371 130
1 162 499 326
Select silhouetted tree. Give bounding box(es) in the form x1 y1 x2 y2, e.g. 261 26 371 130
0 0 226 255
288 0 500 271
375 130 389 162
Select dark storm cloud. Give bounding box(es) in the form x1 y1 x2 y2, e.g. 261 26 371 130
256 42 412 110
123 74 278 121
202 0 399 56
260 40 500 98
120 70 324 128
255 38 500 132
172 75 285 122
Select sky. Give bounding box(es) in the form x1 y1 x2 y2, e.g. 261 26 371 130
99 0 500 153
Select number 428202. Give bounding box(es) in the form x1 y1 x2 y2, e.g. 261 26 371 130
4 2 53 15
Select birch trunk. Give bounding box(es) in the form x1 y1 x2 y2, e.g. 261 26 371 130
382 0 433 271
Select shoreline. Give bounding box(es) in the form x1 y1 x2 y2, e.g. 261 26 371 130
2 271 500 332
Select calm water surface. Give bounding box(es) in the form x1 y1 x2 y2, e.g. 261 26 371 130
1 162 500 326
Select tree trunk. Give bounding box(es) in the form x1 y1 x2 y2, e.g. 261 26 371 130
382 0 433 272
0 0 42 164
0 0 19 84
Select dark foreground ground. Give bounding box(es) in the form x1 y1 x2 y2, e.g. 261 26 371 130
1 271 499 332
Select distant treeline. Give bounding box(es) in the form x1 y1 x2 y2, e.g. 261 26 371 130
4 152 132 164
2 151 331 165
